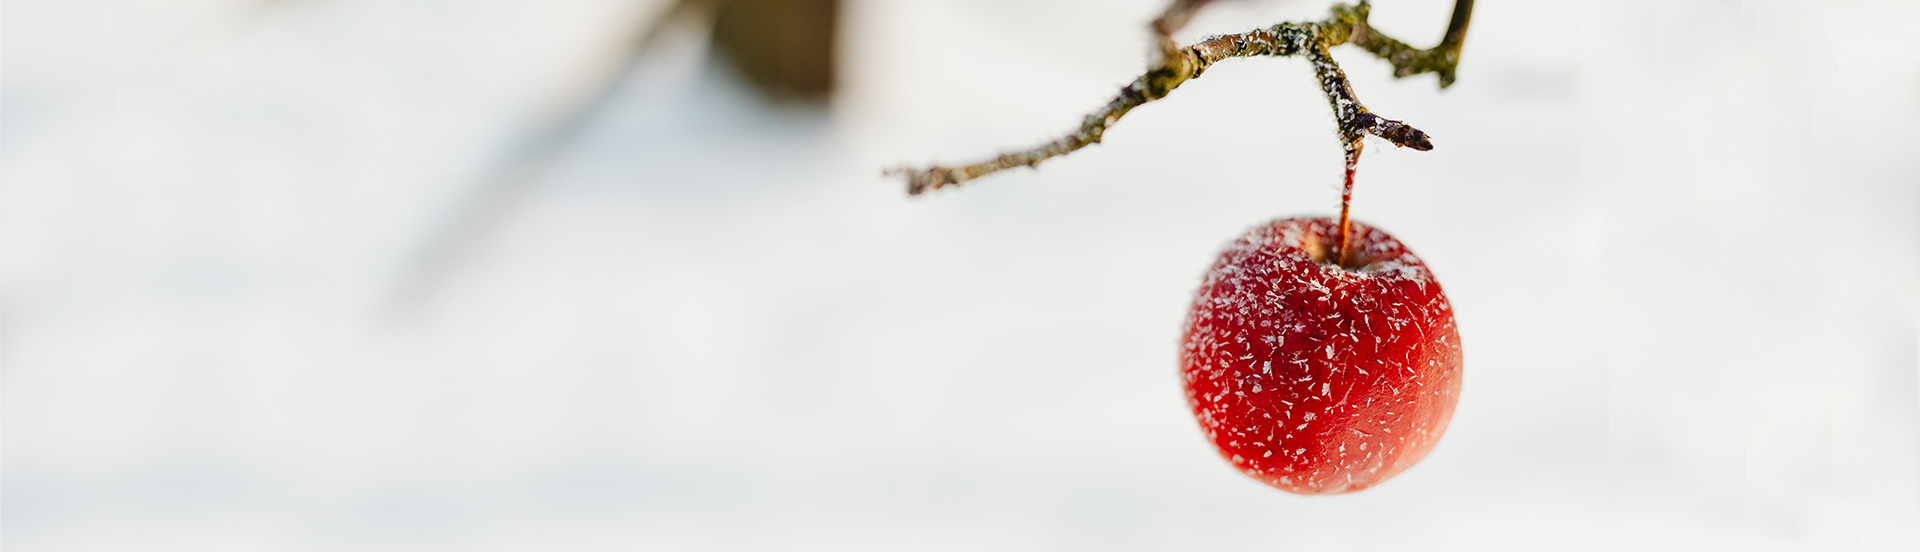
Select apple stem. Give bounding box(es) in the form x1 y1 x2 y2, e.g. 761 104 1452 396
1336 143 1362 268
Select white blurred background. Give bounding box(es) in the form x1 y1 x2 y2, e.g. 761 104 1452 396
4 0 1919 550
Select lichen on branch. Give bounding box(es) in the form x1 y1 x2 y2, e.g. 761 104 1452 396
889 0 1473 195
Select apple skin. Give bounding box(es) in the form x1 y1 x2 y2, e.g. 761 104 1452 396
1180 216 1461 494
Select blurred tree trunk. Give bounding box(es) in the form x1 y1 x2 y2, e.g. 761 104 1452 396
710 0 837 100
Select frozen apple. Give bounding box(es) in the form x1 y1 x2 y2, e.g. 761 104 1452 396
1180 216 1461 494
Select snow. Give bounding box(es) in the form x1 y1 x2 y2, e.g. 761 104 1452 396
5 0 1920 550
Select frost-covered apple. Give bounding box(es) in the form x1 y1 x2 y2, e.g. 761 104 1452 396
1181 216 1461 494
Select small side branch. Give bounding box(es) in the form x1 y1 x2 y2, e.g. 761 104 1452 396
1348 0 1474 87
889 0 1471 195
1301 33 1430 152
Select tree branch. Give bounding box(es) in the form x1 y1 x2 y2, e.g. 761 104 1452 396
889 0 1471 195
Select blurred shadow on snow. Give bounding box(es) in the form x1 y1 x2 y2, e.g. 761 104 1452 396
386 0 840 317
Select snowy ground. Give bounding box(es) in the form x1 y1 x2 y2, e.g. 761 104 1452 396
5 0 1919 550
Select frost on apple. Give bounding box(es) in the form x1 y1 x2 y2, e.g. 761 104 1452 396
1181 217 1462 494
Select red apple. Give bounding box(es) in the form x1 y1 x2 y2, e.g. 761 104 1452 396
1180 216 1461 494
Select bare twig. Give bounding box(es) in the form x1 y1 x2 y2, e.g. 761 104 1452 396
1150 0 1220 62
1351 0 1474 87
1150 0 1217 38
890 0 1472 195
